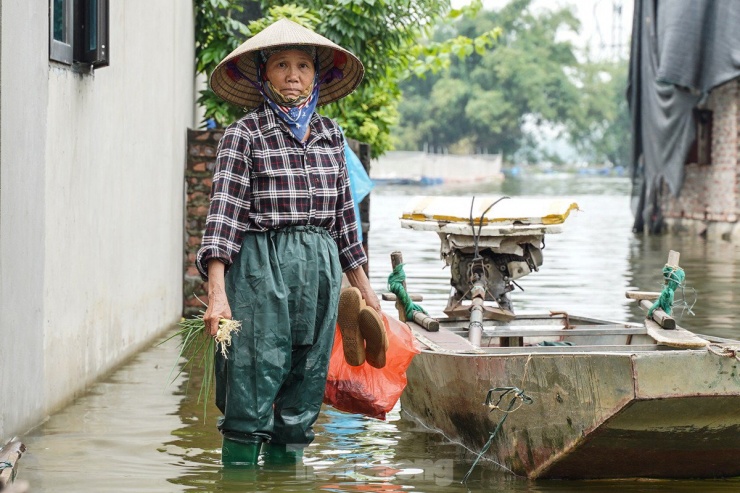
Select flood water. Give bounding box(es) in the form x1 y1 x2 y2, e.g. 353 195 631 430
19 174 740 491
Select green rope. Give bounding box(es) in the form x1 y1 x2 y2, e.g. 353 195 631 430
462 387 533 483
387 263 427 320
648 265 685 317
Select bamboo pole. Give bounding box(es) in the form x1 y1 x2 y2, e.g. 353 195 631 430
0 438 26 491
640 299 676 330
625 291 661 301
390 251 439 332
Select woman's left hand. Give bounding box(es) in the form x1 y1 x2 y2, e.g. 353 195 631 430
358 283 381 312
345 265 381 312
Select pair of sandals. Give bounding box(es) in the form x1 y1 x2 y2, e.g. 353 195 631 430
337 287 389 368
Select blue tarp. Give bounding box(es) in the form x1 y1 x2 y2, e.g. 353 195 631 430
344 136 374 242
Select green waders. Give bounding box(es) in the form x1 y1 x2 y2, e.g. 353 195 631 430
216 225 342 463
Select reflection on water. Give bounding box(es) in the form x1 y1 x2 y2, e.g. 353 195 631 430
19 174 740 491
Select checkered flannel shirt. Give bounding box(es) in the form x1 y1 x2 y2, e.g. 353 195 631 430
196 103 367 279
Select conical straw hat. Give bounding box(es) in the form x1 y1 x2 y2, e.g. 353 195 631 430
210 19 364 110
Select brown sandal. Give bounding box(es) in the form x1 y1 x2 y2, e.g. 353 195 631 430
359 306 388 369
337 287 365 366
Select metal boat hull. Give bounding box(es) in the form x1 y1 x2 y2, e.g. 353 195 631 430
401 346 740 479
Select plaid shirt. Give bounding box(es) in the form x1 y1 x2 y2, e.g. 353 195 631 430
196 104 367 279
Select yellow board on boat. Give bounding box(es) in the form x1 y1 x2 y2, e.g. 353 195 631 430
401 196 580 226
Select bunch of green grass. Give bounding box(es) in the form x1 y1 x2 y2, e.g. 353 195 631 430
162 312 241 419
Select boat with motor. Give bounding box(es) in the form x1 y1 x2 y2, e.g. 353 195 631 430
388 195 740 480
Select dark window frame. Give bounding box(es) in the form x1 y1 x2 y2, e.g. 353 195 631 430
685 108 713 166
49 0 109 68
75 0 110 67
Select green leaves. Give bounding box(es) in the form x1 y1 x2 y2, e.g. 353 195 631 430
395 0 629 163
248 4 320 32
193 0 499 157
194 0 250 126
322 82 401 157
564 59 630 167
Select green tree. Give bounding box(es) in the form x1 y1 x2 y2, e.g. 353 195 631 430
566 59 630 167
397 0 630 166
194 0 250 126
397 0 582 159
194 0 499 157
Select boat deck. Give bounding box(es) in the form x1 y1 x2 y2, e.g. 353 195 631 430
407 313 716 354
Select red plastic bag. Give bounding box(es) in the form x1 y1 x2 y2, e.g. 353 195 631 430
323 312 421 420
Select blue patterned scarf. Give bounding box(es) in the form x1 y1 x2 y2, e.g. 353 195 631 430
257 56 320 143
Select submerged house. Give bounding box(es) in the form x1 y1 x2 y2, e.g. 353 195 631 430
0 1 195 437
628 0 740 240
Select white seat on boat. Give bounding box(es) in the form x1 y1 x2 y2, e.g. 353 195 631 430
400 196 579 237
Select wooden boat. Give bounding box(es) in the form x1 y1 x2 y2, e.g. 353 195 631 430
391 196 740 480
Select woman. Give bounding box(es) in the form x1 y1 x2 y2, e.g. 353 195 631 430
196 19 383 466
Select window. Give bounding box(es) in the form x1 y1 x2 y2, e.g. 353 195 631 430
50 0 73 64
49 0 109 68
685 108 713 166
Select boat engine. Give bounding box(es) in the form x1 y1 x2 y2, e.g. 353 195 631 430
445 234 544 313
400 195 578 346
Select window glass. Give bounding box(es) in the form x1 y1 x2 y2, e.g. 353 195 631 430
88 0 98 51
53 0 67 42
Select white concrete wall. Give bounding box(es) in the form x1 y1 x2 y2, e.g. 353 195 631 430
371 151 504 183
0 0 195 438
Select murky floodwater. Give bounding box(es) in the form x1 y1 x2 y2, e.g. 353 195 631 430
19 174 740 491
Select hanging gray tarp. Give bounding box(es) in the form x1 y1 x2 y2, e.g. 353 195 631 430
628 0 740 233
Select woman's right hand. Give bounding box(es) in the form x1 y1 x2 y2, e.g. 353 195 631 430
204 259 232 337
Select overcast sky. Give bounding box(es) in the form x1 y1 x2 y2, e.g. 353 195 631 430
451 0 634 61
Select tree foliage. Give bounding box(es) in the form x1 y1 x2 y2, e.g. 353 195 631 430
194 0 250 127
309 0 499 157
396 0 579 157
565 59 630 167
193 0 499 157
396 0 629 166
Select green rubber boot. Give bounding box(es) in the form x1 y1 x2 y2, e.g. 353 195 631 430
221 437 261 467
261 443 304 465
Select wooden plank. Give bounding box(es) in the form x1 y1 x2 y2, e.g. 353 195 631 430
407 321 480 352
381 292 423 302
477 344 662 354
472 327 648 338
625 291 660 301
640 300 676 329
1 481 30 493
448 323 640 332
644 318 707 349
0 438 26 489
444 304 516 321
439 314 640 328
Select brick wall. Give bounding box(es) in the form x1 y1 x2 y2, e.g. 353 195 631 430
183 130 372 315
663 79 740 241
184 129 221 316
